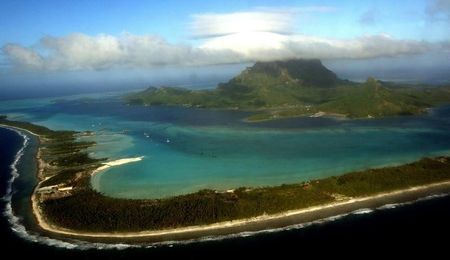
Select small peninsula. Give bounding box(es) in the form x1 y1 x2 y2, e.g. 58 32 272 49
125 59 450 121
2 116 450 242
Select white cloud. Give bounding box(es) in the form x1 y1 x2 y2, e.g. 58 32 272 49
2 33 243 71
190 11 295 38
3 44 44 69
190 7 336 39
287 34 430 59
1 32 436 71
200 32 431 60
3 7 438 71
41 33 122 70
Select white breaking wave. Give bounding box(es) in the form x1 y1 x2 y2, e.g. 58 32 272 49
376 193 449 211
2 128 28 200
1 126 450 250
1 127 140 250
377 204 398 210
352 208 374 215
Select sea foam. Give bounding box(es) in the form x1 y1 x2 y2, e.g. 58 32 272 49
1 127 140 250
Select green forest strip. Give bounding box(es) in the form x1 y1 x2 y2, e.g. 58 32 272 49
2 116 450 233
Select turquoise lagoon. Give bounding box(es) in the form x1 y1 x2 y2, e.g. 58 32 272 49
2 93 450 199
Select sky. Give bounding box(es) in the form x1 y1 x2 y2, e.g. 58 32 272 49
0 0 449 97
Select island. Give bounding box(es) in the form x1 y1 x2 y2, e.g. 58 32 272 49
2 114 450 242
125 59 450 122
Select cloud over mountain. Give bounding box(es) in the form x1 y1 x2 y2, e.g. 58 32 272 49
201 33 431 60
2 32 437 71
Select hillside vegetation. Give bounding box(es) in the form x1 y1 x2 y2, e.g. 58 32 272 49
125 59 450 121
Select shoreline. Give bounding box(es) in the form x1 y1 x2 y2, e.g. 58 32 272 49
244 111 349 123
91 156 144 176
31 179 450 241
0 124 41 138
2 124 450 243
35 181 450 242
0 125 51 238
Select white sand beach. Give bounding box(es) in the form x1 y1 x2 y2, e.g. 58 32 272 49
91 156 144 175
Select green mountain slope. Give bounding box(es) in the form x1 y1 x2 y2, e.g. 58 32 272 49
125 59 450 121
